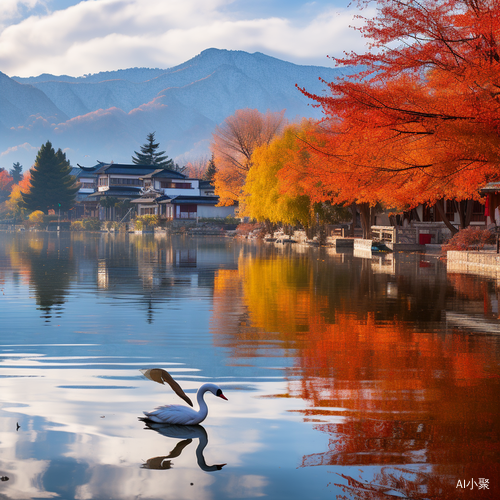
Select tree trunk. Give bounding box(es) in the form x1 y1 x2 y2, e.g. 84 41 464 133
453 200 474 230
358 202 373 239
434 199 458 235
350 202 357 236
264 219 275 237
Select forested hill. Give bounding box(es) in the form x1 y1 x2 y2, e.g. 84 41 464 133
2 48 354 168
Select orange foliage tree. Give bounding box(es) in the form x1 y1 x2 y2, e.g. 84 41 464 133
184 157 209 179
0 169 13 203
211 108 285 206
286 0 500 234
6 171 31 219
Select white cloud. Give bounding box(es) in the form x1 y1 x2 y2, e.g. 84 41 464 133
0 142 38 158
0 0 370 77
0 0 43 27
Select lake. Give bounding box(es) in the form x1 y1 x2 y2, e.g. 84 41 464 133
0 231 499 500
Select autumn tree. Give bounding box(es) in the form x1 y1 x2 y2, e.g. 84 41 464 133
293 0 500 234
211 109 285 206
132 132 174 169
0 169 13 203
6 172 31 219
243 122 318 227
22 142 79 214
184 157 208 178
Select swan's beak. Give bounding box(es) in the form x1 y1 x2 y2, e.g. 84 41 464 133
219 393 228 401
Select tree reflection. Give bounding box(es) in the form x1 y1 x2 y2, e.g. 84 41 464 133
210 249 500 498
6 233 74 320
1 232 221 324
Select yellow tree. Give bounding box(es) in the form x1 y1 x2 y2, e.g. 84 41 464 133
211 108 285 206
243 122 314 226
6 172 31 219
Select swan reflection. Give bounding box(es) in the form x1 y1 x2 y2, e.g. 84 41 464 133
141 421 226 472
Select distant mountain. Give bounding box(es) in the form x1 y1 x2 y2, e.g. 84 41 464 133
0 71 68 128
1 48 354 170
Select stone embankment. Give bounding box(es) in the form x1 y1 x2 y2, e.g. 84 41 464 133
447 249 500 281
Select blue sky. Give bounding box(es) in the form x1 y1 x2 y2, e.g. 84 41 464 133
0 0 372 77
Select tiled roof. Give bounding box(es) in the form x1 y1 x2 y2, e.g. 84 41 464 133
481 182 500 193
76 163 186 176
87 186 142 198
99 165 158 176
147 169 187 179
199 180 214 189
158 195 220 205
73 163 188 180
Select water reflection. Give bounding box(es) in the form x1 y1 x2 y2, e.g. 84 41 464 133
4 233 74 320
0 233 226 324
210 247 500 497
0 232 499 499
142 423 226 472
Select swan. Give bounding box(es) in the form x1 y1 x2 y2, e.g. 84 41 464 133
140 368 228 425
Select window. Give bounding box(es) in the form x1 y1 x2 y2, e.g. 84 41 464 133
160 181 192 189
80 180 96 188
110 178 142 186
471 200 486 222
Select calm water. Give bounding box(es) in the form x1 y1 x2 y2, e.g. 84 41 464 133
0 231 499 500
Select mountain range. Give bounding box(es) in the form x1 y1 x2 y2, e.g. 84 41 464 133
0 48 353 171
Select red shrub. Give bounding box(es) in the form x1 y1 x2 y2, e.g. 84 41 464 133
442 226 495 252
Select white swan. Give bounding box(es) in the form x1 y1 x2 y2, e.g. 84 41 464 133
141 368 228 425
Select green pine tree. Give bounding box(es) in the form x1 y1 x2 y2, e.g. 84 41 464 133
132 132 174 168
22 141 79 214
203 154 217 182
9 162 23 183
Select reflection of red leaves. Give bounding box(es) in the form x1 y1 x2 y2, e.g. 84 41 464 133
447 273 489 302
335 464 500 500
335 468 454 500
210 254 500 498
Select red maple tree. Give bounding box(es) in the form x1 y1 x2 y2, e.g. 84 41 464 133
286 0 500 233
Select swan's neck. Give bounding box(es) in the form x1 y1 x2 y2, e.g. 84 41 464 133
195 385 211 420
195 428 215 471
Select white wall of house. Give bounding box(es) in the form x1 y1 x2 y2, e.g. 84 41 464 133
198 205 235 218
160 187 202 197
153 179 202 197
